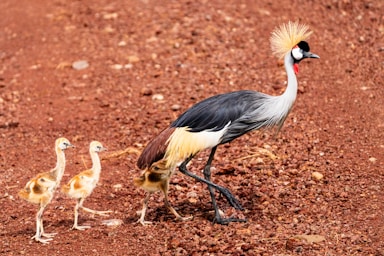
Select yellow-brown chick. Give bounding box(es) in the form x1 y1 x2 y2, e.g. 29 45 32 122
134 159 193 225
62 141 111 230
18 137 74 244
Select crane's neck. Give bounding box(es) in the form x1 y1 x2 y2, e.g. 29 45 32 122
51 147 66 184
90 150 102 177
263 51 298 131
281 52 298 103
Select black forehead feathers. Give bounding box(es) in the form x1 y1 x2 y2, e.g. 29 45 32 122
297 41 310 52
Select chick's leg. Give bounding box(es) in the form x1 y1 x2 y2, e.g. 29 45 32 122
32 204 54 244
161 181 193 222
72 198 91 230
137 192 152 226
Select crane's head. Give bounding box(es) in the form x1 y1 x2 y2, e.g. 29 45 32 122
270 21 319 73
56 137 75 151
90 141 107 153
291 41 319 62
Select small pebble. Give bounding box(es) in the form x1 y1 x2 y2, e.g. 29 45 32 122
368 157 377 163
171 104 181 111
128 55 140 63
102 219 123 227
111 64 123 70
72 60 89 70
103 13 118 20
113 184 123 190
118 41 127 46
312 171 324 181
152 94 164 101
124 63 133 69
141 88 153 96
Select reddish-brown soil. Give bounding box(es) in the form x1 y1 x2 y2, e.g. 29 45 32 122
1 0 383 255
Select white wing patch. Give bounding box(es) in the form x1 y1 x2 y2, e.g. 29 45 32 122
164 123 230 168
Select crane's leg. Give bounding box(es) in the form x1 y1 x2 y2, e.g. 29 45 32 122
72 198 91 230
178 155 243 210
203 147 246 224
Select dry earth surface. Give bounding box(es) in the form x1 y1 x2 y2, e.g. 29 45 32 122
0 0 383 255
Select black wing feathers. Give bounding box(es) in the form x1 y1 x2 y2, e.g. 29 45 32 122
171 90 265 132
138 90 271 168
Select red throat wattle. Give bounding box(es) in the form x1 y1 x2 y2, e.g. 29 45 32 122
293 63 299 74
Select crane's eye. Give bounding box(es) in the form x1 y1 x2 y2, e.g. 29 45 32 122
60 142 70 149
291 47 303 61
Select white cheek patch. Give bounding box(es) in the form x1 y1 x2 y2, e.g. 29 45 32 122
291 47 303 60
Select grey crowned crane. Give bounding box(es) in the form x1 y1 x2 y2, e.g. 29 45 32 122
136 21 319 224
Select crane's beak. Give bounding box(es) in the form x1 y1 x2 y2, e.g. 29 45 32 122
303 51 320 59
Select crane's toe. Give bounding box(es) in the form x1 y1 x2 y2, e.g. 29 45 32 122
213 216 247 225
32 235 53 244
176 215 193 222
138 219 153 226
218 188 243 210
72 224 91 231
41 232 57 238
95 210 112 216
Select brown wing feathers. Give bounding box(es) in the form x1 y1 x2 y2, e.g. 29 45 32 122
137 127 175 169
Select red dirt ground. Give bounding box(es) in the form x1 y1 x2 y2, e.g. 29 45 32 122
0 0 383 255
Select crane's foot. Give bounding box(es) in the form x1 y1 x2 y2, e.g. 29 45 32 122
178 162 243 210
210 207 247 225
31 235 53 244
213 216 247 225
217 187 243 211
82 207 112 216
138 219 153 226
93 210 112 216
175 215 193 222
72 224 91 231
41 232 57 238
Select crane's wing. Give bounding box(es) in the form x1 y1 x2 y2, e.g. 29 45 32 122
171 90 271 143
137 127 175 169
171 90 266 131
137 90 272 169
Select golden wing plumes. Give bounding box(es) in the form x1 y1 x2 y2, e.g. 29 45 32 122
270 21 313 59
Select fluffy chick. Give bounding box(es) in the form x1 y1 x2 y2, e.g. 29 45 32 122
134 159 193 225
